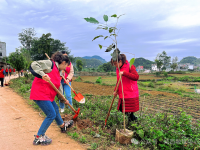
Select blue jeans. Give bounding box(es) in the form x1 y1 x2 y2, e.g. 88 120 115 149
34 100 64 136
59 79 73 109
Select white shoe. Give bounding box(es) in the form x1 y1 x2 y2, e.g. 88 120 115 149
60 108 65 113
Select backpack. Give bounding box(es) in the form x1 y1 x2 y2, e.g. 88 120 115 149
3 70 6 75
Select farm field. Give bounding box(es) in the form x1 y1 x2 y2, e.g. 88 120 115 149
8 72 200 149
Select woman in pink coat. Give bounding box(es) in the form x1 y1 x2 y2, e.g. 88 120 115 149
111 54 139 123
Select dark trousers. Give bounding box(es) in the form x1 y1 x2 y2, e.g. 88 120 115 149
119 104 137 122
6 72 8 76
0 78 4 87
9 72 11 76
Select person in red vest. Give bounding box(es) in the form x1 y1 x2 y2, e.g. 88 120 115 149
5 68 8 77
59 51 74 113
21 69 23 76
0 66 5 87
29 51 73 145
111 53 139 124
13 68 16 76
9 68 12 76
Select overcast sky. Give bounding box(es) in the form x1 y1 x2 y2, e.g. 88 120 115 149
0 0 200 62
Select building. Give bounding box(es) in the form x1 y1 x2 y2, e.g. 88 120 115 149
0 42 6 62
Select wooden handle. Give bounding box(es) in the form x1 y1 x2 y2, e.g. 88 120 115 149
48 80 76 112
61 75 75 91
105 75 122 123
45 53 51 60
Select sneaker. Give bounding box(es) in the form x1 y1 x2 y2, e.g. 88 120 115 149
33 135 52 145
60 108 65 113
60 120 74 133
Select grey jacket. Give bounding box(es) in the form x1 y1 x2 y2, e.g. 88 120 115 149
30 60 65 103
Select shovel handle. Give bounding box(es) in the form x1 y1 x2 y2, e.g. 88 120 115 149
45 53 51 59
105 75 122 125
48 80 76 113
61 75 75 92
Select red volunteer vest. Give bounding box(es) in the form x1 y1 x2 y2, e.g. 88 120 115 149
9 69 12 72
30 61 61 102
13 69 16 72
116 60 139 99
0 69 4 78
63 62 71 83
6 69 8 72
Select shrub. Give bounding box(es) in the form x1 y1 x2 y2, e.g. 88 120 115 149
79 136 87 143
72 132 79 139
148 82 155 88
156 72 160 77
164 72 168 77
75 76 82 82
96 77 102 84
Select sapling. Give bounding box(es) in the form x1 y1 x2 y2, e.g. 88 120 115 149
84 14 135 132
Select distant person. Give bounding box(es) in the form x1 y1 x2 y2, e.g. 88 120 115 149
21 69 23 76
58 51 74 113
5 68 8 76
0 66 5 87
13 68 16 76
9 68 12 76
111 53 139 124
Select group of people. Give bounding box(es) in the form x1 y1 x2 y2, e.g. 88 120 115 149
4 68 16 77
27 51 140 146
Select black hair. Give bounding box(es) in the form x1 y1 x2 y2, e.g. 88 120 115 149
51 51 70 64
1 66 3 68
111 54 127 66
61 51 67 54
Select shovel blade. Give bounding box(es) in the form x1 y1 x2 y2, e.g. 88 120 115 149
74 93 85 103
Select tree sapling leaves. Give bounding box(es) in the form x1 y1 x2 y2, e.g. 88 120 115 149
104 36 109 40
98 44 103 49
103 15 108 22
84 17 99 24
105 44 113 52
111 48 120 61
109 28 114 33
130 58 135 68
111 14 117 17
92 35 104 41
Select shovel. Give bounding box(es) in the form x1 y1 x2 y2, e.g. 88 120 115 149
4 77 8 86
62 76 85 103
45 53 85 103
104 75 122 127
48 80 80 119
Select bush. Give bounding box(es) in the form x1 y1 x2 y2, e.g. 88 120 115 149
74 76 82 82
96 77 102 84
164 72 168 77
156 72 160 77
148 82 155 88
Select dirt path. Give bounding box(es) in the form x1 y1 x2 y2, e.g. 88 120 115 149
0 76 86 150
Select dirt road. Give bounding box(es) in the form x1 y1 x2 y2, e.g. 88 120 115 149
0 76 86 150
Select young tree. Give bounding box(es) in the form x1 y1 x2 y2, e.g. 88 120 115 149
170 56 178 71
155 53 163 71
18 28 36 51
9 49 26 77
76 60 83 71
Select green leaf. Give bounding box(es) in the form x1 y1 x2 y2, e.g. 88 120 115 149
92 35 103 41
105 44 113 52
98 44 102 49
130 58 135 68
137 129 144 138
102 27 108 30
111 48 120 60
84 17 99 24
109 28 114 33
96 27 102 30
104 36 109 40
110 34 117 36
103 15 108 22
111 14 117 17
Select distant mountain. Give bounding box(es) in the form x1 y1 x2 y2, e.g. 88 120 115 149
82 55 107 63
134 57 155 69
179 56 200 65
75 57 103 68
